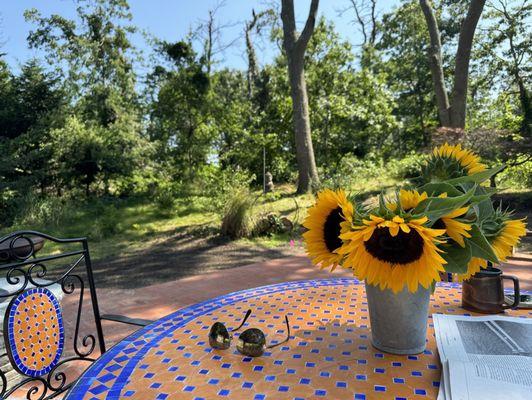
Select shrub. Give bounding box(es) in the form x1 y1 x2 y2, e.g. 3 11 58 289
0 190 20 228
220 190 255 239
153 182 180 211
320 153 427 190
386 153 427 180
497 159 532 189
12 194 74 228
196 166 256 213
319 154 376 189
89 204 122 240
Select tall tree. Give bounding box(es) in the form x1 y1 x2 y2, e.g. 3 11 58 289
25 0 138 126
485 0 531 138
0 60 65 195
419 0 486 128
280 0 320 193
192 1 236 76
244 9 273 98
24 0 146 195
346 0 378 46
148 41 211 180
378 0 437 149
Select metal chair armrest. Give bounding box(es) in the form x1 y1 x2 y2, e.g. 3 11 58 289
101 313 154 327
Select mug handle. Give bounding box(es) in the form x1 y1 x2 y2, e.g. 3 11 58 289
501 275 520 309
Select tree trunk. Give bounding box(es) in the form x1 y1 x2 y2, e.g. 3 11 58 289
287 55 319 193
449 0 486 128
419 0 486 130
281 0 320 193
419 0 450 127
516 77 532 137
245 11 260 99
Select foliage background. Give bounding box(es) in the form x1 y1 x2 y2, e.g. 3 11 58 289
0 0 530 246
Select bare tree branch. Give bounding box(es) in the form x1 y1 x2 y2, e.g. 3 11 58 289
297 0 319 51
339 0 379 46
191 0 239 74
350 0 367 44
369 0 377 44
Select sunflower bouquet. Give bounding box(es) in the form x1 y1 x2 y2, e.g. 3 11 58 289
303 143 527 294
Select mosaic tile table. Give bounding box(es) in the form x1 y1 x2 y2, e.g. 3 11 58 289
66 278 531 400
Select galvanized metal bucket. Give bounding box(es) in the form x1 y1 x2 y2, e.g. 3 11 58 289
365 281 431 355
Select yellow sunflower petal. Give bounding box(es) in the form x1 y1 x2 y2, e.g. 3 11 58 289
303 189 355 270
343 216 447 293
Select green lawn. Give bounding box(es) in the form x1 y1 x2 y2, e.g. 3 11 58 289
4 180 529 262
2 185 315 261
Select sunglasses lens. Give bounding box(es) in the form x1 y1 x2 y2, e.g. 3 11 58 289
237 328 266 357
209 322 231 349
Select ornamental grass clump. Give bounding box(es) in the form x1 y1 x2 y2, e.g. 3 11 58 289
303 143 527 293
221 190 255 239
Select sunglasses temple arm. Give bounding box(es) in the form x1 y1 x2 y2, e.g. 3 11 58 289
232 309 252 332
267 315 291 349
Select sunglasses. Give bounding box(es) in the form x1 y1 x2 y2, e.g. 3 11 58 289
208 309 291 357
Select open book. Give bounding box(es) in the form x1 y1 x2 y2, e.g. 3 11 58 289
433 314 532 400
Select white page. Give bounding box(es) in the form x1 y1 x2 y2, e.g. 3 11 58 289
433 314 532 400
433 314 532 366
448 360 532 400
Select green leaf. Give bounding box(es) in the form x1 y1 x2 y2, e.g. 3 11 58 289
475 186 498 195
430 280 437 294
471 186 496 222
378 191 388 214
413 187 475 222
418 182 463 197
442 241 472 274
445 166 505 185
467 224 498 263
469 194 491 205
474 198 494 222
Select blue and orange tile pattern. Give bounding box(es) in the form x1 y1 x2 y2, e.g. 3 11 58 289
67 279 531 399
4 287 65 377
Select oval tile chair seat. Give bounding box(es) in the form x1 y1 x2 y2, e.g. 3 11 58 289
4 288 65 377
0 279 65 387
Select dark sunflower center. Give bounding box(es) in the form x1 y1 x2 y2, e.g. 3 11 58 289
432 219 446 230
364 227 424 265
323 207 343 252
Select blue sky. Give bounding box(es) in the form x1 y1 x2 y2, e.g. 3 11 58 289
1 0 400 72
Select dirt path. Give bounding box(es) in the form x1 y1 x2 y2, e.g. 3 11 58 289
92 231 300 288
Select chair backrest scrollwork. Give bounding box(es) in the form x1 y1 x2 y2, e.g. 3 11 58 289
0 231 106 399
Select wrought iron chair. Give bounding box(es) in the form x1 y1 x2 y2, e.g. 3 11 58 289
0 230 153 399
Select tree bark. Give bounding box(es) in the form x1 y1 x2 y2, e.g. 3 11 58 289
245 15 259 99
516 76 532 137
419 0 486 129
449 0 486 128
245 10 268 99
205 10 213 75
281 0 320 193
419 0 450 127
505 17 532 137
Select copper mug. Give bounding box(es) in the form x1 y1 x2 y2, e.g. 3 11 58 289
462 267 520 313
